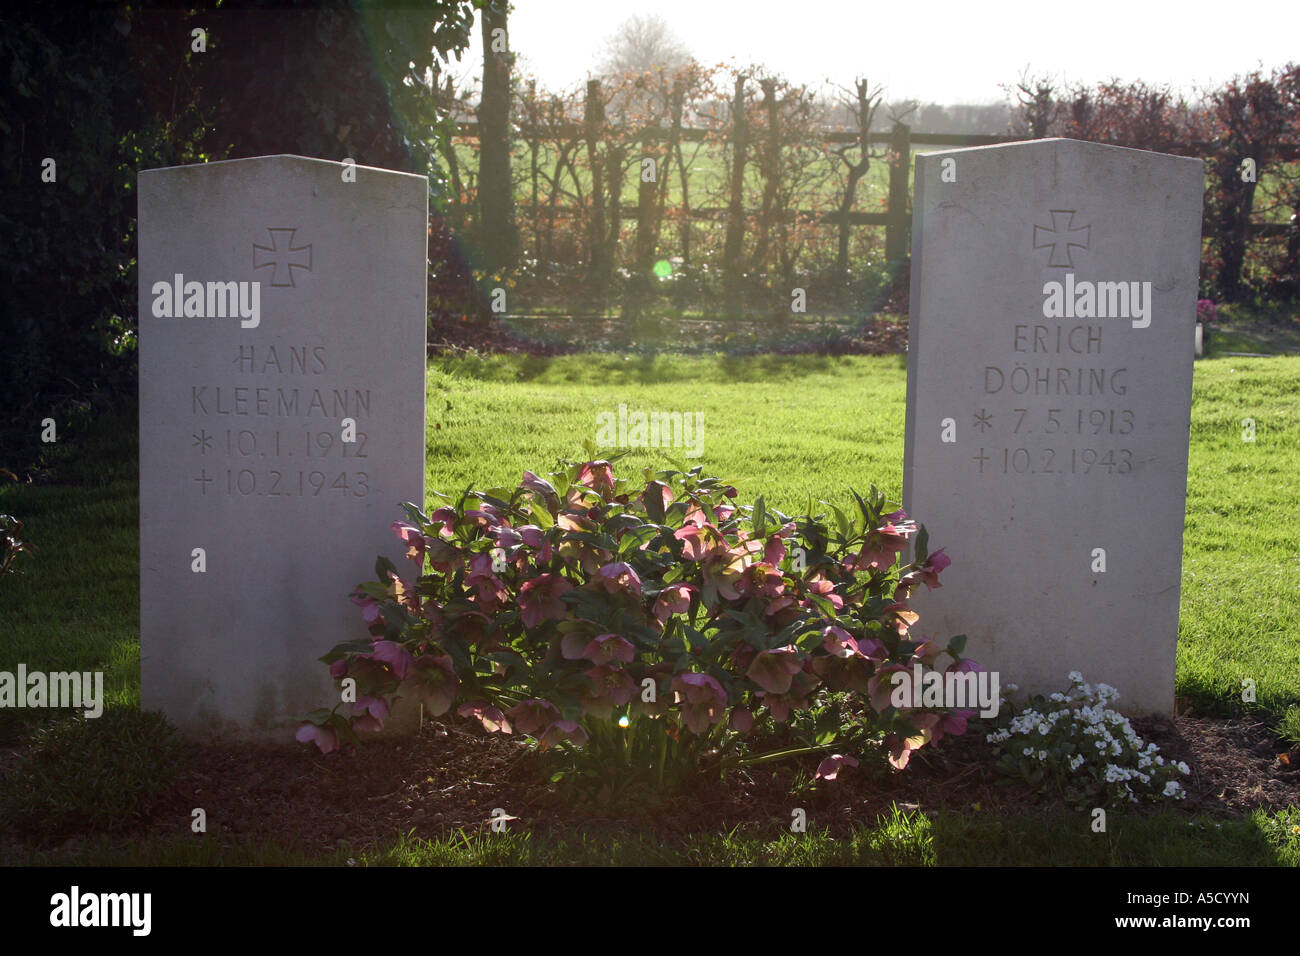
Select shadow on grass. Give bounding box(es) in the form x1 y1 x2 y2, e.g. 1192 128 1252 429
9 805 1295 866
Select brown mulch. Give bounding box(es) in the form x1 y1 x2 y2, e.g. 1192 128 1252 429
8 711 1295 859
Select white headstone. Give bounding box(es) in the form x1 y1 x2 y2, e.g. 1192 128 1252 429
138 155 427 738
904 139 1203 714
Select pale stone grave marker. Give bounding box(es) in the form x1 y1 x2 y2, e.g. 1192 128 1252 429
138 155 426 737
904 139 1203 714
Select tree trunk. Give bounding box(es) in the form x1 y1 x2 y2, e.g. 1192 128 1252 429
478 1 517 277
723 75 748 319
584 79 609 308
754 78 779 279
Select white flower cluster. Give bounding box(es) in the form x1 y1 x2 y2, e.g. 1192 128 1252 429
987 672 1190 803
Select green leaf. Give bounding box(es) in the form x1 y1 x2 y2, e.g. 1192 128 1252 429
829 504 850 541
644 481 667 523
947 634 968 656
400 501 429 526
806 593 837 618
618 524 660 555
915 525 929 564
527 499 554 529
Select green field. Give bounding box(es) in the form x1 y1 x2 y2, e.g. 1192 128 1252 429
2 341 1298 864
3 348 1298 723
455 137 1298 226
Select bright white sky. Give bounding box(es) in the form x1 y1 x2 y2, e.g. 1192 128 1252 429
445 0 1299 105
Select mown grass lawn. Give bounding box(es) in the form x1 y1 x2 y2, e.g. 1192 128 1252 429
1 343 1297 864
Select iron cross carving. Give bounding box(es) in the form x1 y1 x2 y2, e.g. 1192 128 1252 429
253 228 313 287
1032 210 1091 268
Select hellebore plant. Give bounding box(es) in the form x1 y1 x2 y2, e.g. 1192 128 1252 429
300 459 976 794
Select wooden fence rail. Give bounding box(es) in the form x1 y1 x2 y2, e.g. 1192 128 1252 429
457 120 1297 262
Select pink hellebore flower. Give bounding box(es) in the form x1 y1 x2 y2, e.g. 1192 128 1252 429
867 664 909 713
429 506 458 538
858 637 888 662
462 506 503 531
814 753 859 781
295 722 339 754
745 645 804 695
805 575 844 610
329 658 349 679
900 548 951 591
596 561 643 596
518 524 547 548
400 654 458 716
763 690 811 724
653 583 697 623
365 640 413 680
392 520 427 561
518 525 554 564
465 552 509 610
702 548 751 601
507 698 562 736
884 727 931 770
881 602 920 636
730 707 754 733
521 470 556 496
674 523 709 561
575 461 615 498
521 471 561 512
909 640 944 667
518 573 574 628
352 695 390 721
822 625 861 659
764 595 795 618
673 671 727 706
672 672 728 735
581 632 636 665
584 665 638 706
938 709 976 741
350 591 382 626
538 719 590 750
741 563 785 600
764 535 787 567
848 513 917 573
458 701 513 734
353 715 383 734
